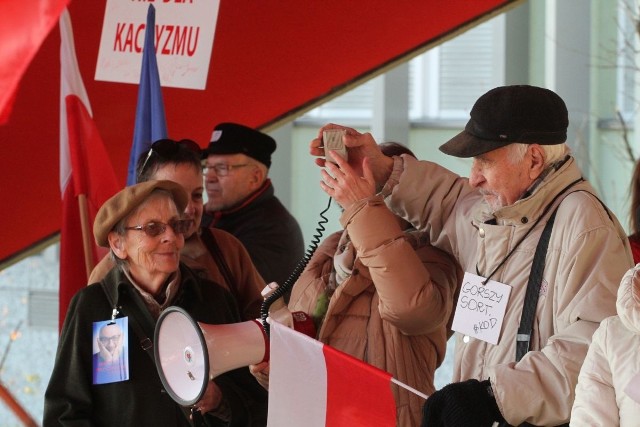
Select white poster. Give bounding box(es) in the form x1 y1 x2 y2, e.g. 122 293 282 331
451 272 511 345
95 0 220 90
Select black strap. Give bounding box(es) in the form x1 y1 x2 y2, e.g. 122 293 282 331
514 186 615 362
505 186 612 427
515 210 557 362
501 187 617 427
200 228 239 302
100 281 154 358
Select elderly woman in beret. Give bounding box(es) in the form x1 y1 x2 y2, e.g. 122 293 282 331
88 138 266 321
44 180 267 427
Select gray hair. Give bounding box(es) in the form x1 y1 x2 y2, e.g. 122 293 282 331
507 143 570 166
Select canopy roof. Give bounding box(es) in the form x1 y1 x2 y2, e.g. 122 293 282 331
0 0 520 268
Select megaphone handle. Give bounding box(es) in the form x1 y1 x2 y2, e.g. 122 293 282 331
191 407 204 423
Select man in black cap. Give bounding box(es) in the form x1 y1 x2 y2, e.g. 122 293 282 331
310 85 633 426
202 122 304 290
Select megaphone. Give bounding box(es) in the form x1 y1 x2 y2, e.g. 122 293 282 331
154 283 317 406
154 306 268 406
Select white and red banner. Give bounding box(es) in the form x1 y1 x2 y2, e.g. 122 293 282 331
59 9 120 328
268 321 396 427
95 0 220 89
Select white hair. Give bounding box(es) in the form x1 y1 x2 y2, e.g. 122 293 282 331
507 143 570 166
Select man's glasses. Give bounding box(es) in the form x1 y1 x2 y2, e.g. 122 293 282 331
138 139 202 180
124 219 192 237
99 335 121 345
202 163 250 176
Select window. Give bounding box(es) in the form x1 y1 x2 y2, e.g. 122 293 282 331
411 15 505 120
617 0 638 120
301 15 505 122
302 83 374 120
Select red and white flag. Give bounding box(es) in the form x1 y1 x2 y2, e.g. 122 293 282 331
268 321 397 427
59 9 120 329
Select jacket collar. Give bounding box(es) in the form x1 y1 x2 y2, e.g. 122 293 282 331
209 179 273 224
102 263 204 316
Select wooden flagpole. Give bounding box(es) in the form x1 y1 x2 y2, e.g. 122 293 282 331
0 381 38 427
78 194 94 279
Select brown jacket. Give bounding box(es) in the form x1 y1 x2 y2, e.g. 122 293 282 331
288 196 462 426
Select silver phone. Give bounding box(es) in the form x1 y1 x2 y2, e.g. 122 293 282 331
322 129 348 164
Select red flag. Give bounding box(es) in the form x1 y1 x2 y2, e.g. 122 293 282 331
268 321 397 427
59 9 119 328
0 0 69 124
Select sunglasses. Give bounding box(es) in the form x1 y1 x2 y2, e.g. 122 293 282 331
138 139 202 180
124 219 192 237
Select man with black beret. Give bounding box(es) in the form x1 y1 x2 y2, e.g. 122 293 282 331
311 85 633 426
202 122 304 291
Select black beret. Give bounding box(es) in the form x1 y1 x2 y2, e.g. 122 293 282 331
439 85 568 158
203 122 276 168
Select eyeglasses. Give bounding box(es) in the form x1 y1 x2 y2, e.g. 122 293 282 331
202 163 250 176
138 139 202 180
99 334 121 344
124 219 192 237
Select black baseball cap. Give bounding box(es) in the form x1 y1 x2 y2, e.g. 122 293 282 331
439 85 568 158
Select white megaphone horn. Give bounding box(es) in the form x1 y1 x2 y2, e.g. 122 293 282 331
154 306 269 406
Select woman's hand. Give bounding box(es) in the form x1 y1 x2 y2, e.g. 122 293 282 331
193 381 223 414
310 124 393 186
320 152 376 211
249 361 270 390
97 339 115 363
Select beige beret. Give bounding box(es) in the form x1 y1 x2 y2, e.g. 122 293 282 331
93 180 189 247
